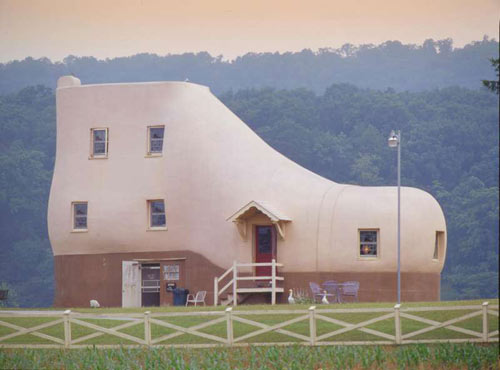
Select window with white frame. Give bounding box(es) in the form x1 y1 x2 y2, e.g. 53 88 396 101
359 230 378 257
147 126 165 155
163 265 179 281
91 128 108 157
73 202 88 230
148 200 166 228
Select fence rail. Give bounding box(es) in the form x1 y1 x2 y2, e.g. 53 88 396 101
0 303 497 349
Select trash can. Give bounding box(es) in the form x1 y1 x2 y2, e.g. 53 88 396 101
173 288 189 306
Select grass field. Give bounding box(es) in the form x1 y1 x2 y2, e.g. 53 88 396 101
0 343 498 369
4 298 498 313
0 299 497 346
0 299 498 369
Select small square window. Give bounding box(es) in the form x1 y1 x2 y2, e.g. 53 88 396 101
148 126 165 155
149 200 166 228
91 128 108 157
73 202 88 230
359 230 378 257
163 265 179 281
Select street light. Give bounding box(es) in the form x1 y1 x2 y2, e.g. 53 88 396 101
388 130 401 304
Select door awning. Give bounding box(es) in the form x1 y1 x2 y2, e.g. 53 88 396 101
227 200 291 239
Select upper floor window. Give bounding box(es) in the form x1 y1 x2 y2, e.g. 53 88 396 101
147 126 165 155
73 202 88 230
91 128 108 158
359 229 378 258
148 199 166 229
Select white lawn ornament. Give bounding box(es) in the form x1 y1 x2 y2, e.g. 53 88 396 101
321 290 329 304
90 299 100 308
288 289 295 304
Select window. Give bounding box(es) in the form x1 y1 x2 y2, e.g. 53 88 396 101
163 265 179 281
90 128 108 157
359 230 378 257
148 200 166 228
147 126 165 155
257 226 273 254
73 202 88 230
433 231 445 260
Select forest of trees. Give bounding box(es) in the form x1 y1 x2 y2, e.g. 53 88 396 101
0 39 498 307
0 38 498 95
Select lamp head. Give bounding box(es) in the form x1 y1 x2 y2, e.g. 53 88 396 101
388 130 399 148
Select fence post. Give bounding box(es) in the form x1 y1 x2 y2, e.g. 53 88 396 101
63 310 71 349
226 307 234 345
144 311 151 346
309 306 316 346
232 260 238 307
271 259 276 305
214 277 218 306
394 304 401 345
482 302 489 343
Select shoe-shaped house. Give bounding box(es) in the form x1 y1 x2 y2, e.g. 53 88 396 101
48 76 447 307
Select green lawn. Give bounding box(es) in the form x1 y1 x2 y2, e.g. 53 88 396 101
4 298 498 313
0 299 497 346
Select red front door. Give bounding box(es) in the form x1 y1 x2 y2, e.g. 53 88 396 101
255 225 277 277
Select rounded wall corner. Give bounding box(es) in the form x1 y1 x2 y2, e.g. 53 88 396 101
57 75 81 88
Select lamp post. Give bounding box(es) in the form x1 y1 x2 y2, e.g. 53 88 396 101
388 130 401 304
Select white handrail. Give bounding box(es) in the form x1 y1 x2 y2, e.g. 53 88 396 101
232 261 238 307
217 266 234 283
219 280 233 296
237 276 284 281
237 262 284 267
271 259 277 305
214 259 284 306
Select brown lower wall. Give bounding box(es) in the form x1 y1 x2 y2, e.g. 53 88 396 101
54 251 440 307
54 251 225 307
281 272 440 303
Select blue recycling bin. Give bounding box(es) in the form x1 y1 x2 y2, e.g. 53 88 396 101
173 288 189 306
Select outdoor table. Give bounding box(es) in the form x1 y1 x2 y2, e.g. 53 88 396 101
322 282 342 303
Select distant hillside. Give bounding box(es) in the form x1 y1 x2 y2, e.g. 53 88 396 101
0 38 497 95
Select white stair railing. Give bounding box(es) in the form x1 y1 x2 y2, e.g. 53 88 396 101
214 259 284 306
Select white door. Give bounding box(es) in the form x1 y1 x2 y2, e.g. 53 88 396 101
122 261 141 307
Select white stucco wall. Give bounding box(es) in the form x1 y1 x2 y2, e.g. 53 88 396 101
48 77 447 274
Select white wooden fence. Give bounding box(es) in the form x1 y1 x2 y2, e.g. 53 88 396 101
214 260 284 306
0 303 497 349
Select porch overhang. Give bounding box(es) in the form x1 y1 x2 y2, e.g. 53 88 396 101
226 200 291 239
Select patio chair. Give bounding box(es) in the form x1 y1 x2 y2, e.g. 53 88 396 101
186 290 207 306
338 281 360 303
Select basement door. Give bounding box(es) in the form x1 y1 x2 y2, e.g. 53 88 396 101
141 263 160 307
122 261 141 308
255 225 277 277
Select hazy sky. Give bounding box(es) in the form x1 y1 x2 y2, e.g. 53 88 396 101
0 0 498 62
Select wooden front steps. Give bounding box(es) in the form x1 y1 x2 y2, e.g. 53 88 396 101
214 260 284 306
219 288 286 306
220 293 245 306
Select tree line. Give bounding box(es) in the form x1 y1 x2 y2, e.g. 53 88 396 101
0 37 497 95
